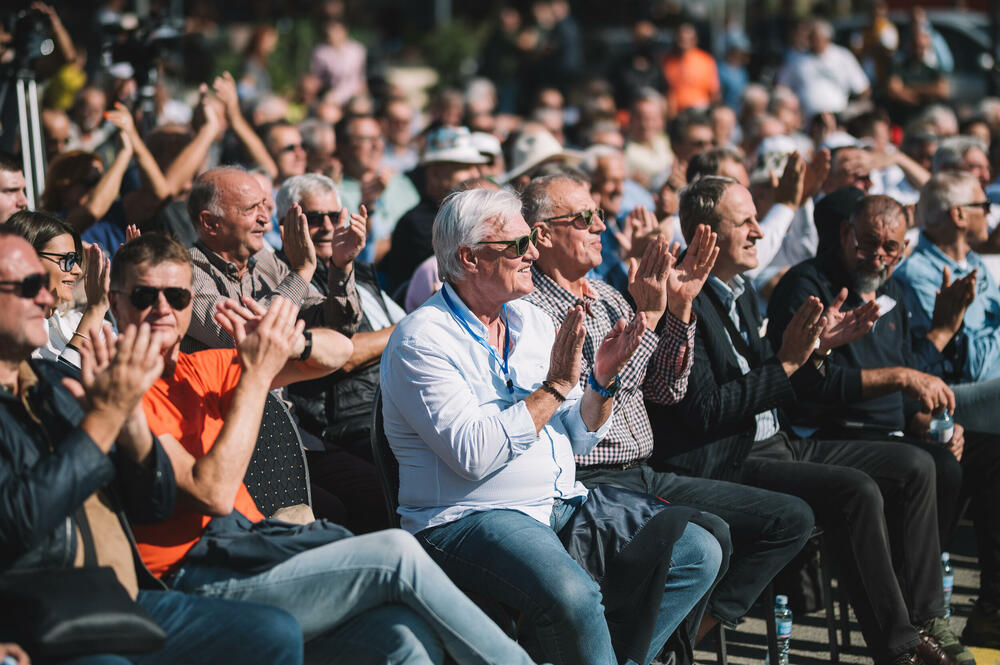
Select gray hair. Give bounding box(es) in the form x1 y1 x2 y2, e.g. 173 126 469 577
678 176 737 242
917 171 981 229
299 118 334 152
521 173 590 224
932 135 988 173
275 173 340 218
187 165 246 226
580 145 624 178
433 188 523 285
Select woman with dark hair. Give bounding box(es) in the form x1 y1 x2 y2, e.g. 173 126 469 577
5 210 111 365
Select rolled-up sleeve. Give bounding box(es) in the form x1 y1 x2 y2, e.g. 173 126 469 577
560 387 614 455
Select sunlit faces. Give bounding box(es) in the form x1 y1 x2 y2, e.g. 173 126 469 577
110 260 194 350
268 125 307 181
0 170 27 223
38 233 82 305
298 189 341 261
712 184 763 279
206 171 271 260
0 237 56 353
472 213 539 302
591 154 626 217
538 180 606 276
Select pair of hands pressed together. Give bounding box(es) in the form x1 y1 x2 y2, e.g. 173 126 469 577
280 202 367 283
627 223 719 330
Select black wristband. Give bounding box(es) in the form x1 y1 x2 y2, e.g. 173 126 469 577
298 330 313 361
540 380 567 403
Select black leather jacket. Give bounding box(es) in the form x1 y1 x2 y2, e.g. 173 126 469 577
0 359 175 588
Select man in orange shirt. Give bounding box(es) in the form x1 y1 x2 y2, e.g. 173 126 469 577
113 232 541 665
662 23 721 117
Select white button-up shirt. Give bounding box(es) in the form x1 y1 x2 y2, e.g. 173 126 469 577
381 283 612 534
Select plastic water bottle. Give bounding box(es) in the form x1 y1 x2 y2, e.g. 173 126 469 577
929 409 954 444
942 552 954 619
775 594 793 665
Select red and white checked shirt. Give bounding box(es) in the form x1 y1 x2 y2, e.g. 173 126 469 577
524 267 695 467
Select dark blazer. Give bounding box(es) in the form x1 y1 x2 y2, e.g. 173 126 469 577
646 279 823 482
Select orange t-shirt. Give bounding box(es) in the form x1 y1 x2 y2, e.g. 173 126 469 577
663 48 720 113
134 349 266 578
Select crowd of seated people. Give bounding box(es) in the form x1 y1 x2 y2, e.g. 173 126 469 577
8 1 1000 664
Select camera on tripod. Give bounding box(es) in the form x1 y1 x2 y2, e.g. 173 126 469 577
5 7 55 73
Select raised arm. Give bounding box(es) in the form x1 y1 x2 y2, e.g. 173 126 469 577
65 131 133 232
213 72 278 177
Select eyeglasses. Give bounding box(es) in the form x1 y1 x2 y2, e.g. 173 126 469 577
349 135 383 145
303 209 344 226
848 225 906 265
476 227 540 257
0 273 47 298
38 250 81 272
961 200 992 214
279 142 304 153
540 209 606 230
113 285 192 310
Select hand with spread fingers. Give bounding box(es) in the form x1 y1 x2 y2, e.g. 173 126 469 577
214 296 307 360
281 202 318 283
616 205 659 260
776 296 827 376
665 223 718 323
817 288 880 354
330 204 368 271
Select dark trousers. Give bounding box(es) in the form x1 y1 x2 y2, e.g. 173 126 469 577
305 445 391 534
576 464 814 627
740 433 942 664
913 432 1000 607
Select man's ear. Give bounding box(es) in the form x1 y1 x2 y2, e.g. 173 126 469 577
533 223 554 249
108 289 119 319
199 210 220 237
456 245 478 273
950 204 966 229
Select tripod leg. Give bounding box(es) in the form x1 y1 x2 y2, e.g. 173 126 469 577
26 78 46 196
15 78 36 210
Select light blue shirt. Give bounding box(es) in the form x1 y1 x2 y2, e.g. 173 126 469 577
380 283 611 534
707 275 781 441
896 232 1000 382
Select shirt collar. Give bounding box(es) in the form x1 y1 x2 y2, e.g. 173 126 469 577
707 274 746 309
914 231 971 269
195 241 257 281
440 282 526 342
530 266 598 306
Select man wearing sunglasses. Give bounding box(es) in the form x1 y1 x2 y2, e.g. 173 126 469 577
0 230 307 664
184 167 362 353
522 172 817 647
112 233 543 665
768 193 987 664
382 187 725 665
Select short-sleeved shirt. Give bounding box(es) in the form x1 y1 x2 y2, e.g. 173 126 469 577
134 349 265 578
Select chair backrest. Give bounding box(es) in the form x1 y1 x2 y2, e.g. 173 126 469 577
369 386 401 528
244 391 312 516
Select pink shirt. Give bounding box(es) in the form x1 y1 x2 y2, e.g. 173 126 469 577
310 40 366 106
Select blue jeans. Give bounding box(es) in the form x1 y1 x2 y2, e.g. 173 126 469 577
418 504 722 665
55 589 303 664
169 529 537 665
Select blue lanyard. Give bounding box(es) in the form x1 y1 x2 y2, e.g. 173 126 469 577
441 287 514 396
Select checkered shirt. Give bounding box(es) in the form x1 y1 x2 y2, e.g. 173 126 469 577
524 267 695 467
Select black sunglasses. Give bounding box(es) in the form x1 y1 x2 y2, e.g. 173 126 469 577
114 285 192 310
541 208 606 229
38 250 81 272
476 227 540 257
280 142 304 153
961 201 992 214
0 273 47 298
303 209 344 226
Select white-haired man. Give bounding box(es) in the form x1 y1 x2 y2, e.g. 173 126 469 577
381 187 724 665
